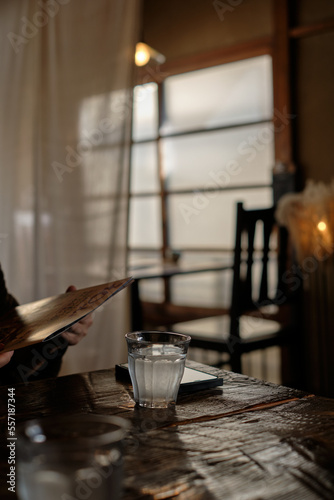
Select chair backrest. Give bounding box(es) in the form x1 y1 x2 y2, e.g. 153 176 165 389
230 202 285 329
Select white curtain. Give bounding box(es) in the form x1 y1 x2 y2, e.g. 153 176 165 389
0 0 140 375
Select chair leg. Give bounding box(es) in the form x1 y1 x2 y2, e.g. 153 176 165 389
131 280 143 331
230 352 242 373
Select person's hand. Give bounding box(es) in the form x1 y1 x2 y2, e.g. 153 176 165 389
0 350 14 368
61 285 94 346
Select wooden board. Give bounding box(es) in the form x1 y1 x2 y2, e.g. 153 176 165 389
0 277 133 352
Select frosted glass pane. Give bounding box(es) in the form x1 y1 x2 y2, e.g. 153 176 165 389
169 188 272 249
171 271 233 308
139 279 165 303
129 197 162 248
132 83 158 141
161 55 273 134
128 251 164 301
162 123 274 190
130 142 159 193
128 250 161 269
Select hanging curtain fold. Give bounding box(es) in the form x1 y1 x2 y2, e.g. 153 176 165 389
0 0 140 375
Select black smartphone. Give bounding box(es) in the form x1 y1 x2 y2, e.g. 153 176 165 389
115 363 223 394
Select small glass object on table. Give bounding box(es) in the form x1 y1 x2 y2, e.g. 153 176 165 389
17 414 129 500
125 331 191 408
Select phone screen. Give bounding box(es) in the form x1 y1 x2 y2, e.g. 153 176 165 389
115 363 223 394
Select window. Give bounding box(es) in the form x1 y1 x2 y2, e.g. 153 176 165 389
129 55 274 304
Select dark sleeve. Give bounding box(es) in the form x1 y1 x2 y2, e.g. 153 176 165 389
0 338 69 385
0 264 68 385
0 264 19 315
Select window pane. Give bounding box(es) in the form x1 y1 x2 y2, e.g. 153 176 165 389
161 55 273 134
128 250 162 269
130 142 159 194
171 270 233 308
127 250 165 302
128 197 162 248
162 123 274 190
84 199 117 246
132 83 159 141
139 278 165 303
168 188 273 249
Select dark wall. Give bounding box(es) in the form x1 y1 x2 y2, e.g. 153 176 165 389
293 2 334 183
143 0 273 59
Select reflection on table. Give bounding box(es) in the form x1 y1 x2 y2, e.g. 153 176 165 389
1 361 334 499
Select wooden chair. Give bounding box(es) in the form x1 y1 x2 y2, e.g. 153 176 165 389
131 269 230 332
131 202 297 375
131 288 228 331
172 202 296 373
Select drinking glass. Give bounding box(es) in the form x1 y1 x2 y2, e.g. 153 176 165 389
17 414 129 500
125 331 191 408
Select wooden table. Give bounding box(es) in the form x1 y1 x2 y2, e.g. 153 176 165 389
1 361 334 499
130 256 233 330
130 255 233 280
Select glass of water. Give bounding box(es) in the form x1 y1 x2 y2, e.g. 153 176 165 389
17 414 129 500
125 331 191 408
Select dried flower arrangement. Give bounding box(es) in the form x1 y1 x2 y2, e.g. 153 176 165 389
276 180 334 264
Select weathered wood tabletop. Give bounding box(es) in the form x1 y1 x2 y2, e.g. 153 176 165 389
1 360 334 499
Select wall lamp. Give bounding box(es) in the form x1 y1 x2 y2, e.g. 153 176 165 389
135 42 166 67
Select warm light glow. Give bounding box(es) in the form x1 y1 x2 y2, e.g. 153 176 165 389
317 221 327 232
135 42 166 67
135 43 150 66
